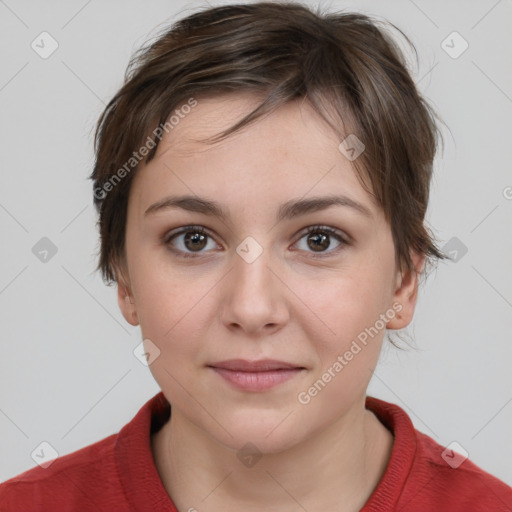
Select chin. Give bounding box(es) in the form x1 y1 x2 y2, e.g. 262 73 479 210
210 417 307 456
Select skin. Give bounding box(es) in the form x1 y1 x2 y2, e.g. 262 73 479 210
116 93 424 512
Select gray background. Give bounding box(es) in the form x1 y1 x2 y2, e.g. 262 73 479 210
1 0 511 487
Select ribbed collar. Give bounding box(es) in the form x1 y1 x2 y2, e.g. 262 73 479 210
115 392 417 511
361 396 417 511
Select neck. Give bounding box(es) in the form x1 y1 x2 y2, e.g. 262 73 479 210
152 396 393 512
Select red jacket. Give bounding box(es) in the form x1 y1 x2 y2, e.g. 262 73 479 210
1 392 511 511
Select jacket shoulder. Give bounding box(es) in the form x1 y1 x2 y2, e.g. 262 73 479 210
400 431 512 511
0 433 121 510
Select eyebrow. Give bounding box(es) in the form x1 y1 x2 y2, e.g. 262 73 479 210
144 194 373 222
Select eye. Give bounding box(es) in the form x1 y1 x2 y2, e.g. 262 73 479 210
164 225 220 258
164 224 349 259
292 225 349 256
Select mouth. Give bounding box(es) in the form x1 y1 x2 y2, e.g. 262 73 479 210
207 359 306 391
208 359 305 372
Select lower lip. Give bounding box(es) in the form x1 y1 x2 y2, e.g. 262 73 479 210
209 367 304 391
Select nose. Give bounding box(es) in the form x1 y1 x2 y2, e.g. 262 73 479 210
219 239 289 336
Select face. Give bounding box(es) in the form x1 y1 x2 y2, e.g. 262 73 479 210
117 93 421 453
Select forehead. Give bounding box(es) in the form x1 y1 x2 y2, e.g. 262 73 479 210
160 92 341 154
129 92 377 217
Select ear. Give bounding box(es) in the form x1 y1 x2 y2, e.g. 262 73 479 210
386 251 425 330
116 262 139 327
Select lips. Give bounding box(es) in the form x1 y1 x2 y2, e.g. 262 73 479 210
207 359 305 372
207 359 306 391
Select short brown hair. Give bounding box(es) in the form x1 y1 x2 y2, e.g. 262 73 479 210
90 1 446 286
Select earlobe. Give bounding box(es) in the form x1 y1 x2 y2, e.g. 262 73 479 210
386 252 425 330
116 274 139 327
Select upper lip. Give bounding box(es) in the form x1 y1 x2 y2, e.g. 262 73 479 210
208 359 305 372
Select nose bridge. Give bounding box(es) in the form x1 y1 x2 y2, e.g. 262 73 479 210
233 233 274 295
220 233 287 332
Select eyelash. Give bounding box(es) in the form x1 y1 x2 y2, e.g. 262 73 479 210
163 224 350 259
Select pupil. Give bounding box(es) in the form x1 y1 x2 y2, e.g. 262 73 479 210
309 233 328 252
185 232 206 251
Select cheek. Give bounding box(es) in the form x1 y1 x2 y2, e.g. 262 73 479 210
294 271 393 410
129 246 204 326
294 275 388 414
294 263 392 347
131 258 219 365
135 283 210 404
